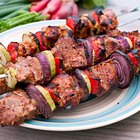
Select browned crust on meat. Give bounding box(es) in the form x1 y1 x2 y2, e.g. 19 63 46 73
87 59 118 96
47 73 82 108
51 36 87 71
0 89 38 126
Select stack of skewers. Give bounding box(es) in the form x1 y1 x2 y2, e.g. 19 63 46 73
0 9 139 126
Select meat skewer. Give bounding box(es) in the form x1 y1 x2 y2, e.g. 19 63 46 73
0 48 139 126
0 9 118 64
66 9 118 38
0 34 135 91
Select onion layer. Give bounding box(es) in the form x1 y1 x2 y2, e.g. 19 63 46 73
111 50 134 88
26 84 52 118
35 52 51 84
115 36 131 54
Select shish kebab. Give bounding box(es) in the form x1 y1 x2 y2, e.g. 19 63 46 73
0 33 135 93
0 48 139 126
0 9 118 65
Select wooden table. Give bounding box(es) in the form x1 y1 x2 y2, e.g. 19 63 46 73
1 1 140 140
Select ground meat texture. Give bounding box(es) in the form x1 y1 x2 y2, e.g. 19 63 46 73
6 56 43 84
99 9 118 34
87 59 118 96
47 73 82 108
42 26 60 49
52 36 87 71
0 89 38 126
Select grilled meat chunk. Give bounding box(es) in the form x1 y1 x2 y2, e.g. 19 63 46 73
6 56 43 84
51 36 88 71
98 9 118 34
87 59 118 96
0 89 38 126
42 26 73 49
47 73 83 109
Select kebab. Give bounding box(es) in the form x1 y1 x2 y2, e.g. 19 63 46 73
0 33 135 93
66 9 118 38
0 48 139 126
0 9 118 65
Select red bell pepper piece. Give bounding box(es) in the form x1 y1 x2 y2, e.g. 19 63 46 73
35 31 46 51
10 50 18 62
45 88 58 103
91 12 99 25
127 52 138 69
84 70 100 95
66 16 79 31
55 57 63 75
90 41 105 62
7 42 19 62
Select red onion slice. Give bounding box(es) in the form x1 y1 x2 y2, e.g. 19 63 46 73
35 52 51 84
115 36 131 54
111 50 134 88
26 84 52 118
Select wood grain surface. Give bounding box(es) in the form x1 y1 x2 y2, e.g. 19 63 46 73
1 0 140 140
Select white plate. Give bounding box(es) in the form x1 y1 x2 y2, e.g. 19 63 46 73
0 20 140 131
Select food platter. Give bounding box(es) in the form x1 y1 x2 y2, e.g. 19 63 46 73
0 20 140 131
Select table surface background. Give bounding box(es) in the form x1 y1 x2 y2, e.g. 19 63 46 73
1 0 140 140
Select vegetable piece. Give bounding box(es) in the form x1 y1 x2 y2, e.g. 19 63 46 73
111 51 134 89
5 68 17 89
124 37 134 49
30 0 50 12
41 0 62 16
0 43 10 64
1 10 28 20
35 52 51 84
66 16 79 31
84 70 100 95
45 88 58 103
0 4 30 18
74 69 91 101
127 49 140 75
35 31 47 51
0 43 10 61
88 38 105 62
36 85 56 111
54 57 63 75
0 64 4 74
51 0 74 19
78 39 94 66
22 31 40 52
42 51 56 78
26 84 53 118
7 42 19 62
115 36 132 54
